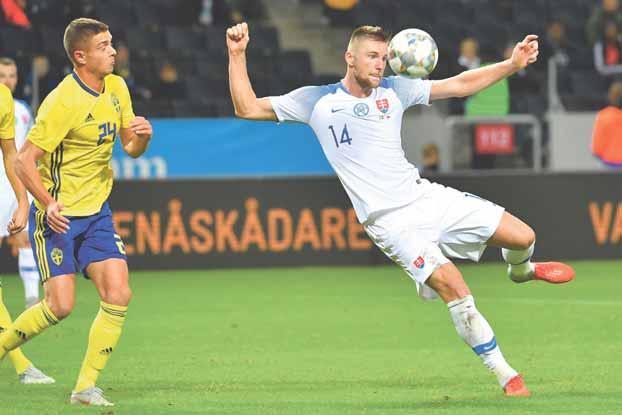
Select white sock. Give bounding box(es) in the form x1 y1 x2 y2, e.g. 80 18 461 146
18 248 40 308
502 242 535 282
448 295 518 387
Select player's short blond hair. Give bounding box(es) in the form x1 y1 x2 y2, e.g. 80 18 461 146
347 26 390 51
63 18 109 65
0 57 16 67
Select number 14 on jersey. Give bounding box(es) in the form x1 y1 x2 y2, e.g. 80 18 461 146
328 124 352 148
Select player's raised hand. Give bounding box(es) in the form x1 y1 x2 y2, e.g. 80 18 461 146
226 22 250 55
46 201 70 234
510 34 539 69
7 204 28 235
129 116 153 140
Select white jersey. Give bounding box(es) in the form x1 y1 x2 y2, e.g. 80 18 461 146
270 77 431 223
0 99 33 178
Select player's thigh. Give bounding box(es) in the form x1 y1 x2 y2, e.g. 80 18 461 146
43 274 76 319
439 189 505 261
29 205 79 283
365 210 450 289
87 258 131 306
487 211 535 250
425 262 471 304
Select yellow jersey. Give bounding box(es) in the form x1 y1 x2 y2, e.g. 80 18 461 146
0 83 15 140
28 72 135 216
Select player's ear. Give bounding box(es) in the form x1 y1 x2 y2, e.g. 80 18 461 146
345 50 354 67
73 50 87 66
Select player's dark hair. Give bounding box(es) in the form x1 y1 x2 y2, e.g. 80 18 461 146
0 57 16 67
63 18 109 65
348 26 390 48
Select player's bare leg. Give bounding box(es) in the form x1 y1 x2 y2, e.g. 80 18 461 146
71 258 131 407
426 262 529 397
0 281 54 384
487 212 574 284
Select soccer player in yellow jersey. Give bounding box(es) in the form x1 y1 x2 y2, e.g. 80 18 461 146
0 18 153 406
0 83 55 385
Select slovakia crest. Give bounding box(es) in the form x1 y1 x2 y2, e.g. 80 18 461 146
413 256 425 269
376 98 389 113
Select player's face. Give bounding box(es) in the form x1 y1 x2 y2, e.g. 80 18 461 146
84 31 116 76
350 39 388 89
0 64 18 92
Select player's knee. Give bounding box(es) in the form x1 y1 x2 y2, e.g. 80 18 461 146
102 286 132 307
517 226 536 250
427 265 470 302
46 298 74 320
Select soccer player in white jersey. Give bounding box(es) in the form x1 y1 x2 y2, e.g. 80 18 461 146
226 23 575 397
0 57 41 309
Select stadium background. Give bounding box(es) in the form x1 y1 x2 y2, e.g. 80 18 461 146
0 1 621 414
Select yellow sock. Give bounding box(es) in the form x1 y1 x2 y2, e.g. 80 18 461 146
0 299 58 361
74 301 127 392
0 287 32 374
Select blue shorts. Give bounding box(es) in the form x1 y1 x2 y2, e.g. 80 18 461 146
28 201 127 282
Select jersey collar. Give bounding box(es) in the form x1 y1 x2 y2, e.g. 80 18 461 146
71 71 105 97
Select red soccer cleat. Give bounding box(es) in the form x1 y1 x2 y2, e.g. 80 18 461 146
533 262 575 284
504 374 531 397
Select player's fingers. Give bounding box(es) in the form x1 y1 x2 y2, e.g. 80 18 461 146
241 22 248 35
523 34 538 43
48 216 68 234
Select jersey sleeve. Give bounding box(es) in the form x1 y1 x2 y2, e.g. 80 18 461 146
0 87 15 139
27 91 74 153
268 85 328 123
117 77 135 128
385 76 432 109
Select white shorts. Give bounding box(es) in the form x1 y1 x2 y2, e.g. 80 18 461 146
364 179 504 299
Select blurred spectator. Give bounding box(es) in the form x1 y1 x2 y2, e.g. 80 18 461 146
594 20 622 76
457 37 481 71
591 81 622 167
114 43 152 100
22 54 62 102
503 41 540 95
322 0 358 27
586 0 622 45
1 0 31 28
153 61 186 100
542 20 570 67
200 0 246 26
422 143 440 172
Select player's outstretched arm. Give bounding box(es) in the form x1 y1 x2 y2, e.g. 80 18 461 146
0 138 28 234
227 22 277 121
430 35 539 101
120 116 153 158
16 140 70 234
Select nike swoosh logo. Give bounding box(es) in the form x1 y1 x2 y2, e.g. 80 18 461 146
331 108 345 113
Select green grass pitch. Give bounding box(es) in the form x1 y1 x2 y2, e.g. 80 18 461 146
1 261 621 414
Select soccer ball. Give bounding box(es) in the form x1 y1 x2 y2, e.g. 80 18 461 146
388 28 438 79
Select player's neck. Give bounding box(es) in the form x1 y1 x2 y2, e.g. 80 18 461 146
342 74 373 98
73 68 105 94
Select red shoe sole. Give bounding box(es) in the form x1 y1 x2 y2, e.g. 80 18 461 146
533 262 575 284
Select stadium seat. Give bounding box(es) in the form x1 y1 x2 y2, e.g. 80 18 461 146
126 27 165 57
277 50 313 84
570 71 609 96
0 27 35 57
165 27 204 53
185 77 230 102
194 58 228 81
251 26 280 56
133 100 174 118
38 25 66 58
27 0 67 26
